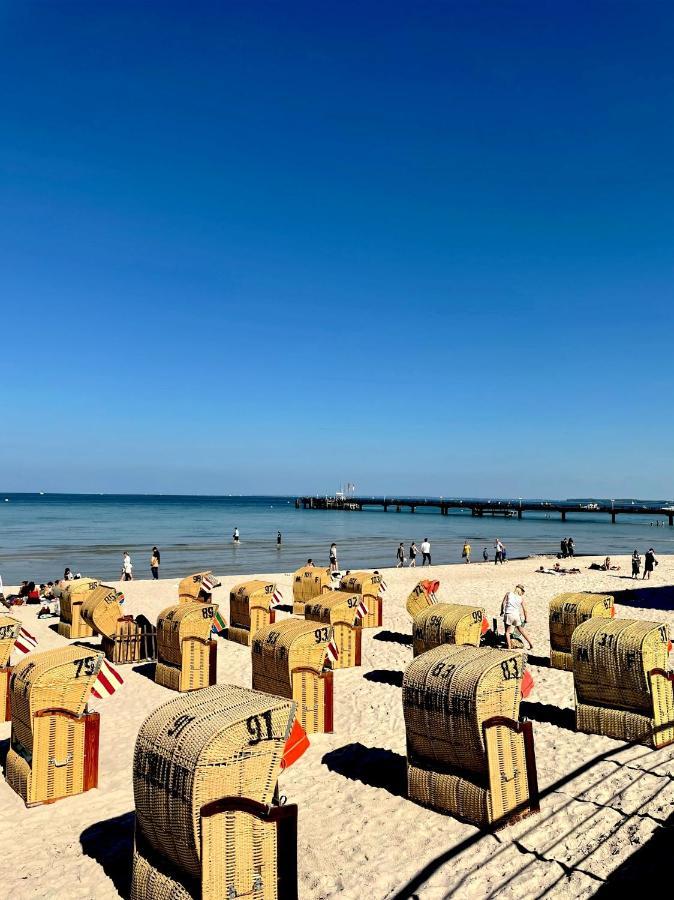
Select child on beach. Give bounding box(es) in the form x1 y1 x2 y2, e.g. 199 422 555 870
150 547 160 579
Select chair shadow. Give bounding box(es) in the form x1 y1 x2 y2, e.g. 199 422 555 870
48 623 60 634
364 669 404 688
133 661 157 682
373 630 413 646
322 742 407 798
274 603 293 613
80 810 135 898
520 701 575 731
527 654 551 669
0 737 9 776
609 584 674 611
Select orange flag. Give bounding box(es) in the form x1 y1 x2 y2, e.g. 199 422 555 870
480 616 489 635
521 669 534 699
280 718 310 770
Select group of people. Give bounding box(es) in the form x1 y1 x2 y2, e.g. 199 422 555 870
559 537 575 558
120 548 161 581
1 574 70 618
396 539 432 567
631 548 658 579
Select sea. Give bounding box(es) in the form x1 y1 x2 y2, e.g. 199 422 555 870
0 493 673 585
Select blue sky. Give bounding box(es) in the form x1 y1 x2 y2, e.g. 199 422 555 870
1 2 673 498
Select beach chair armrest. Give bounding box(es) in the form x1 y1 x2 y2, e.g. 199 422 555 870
200 796 297 822
482 716 539 814
34 707 84 720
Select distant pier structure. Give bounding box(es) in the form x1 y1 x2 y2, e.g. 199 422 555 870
295 496 674 526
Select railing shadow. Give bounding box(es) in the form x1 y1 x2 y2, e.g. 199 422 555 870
80 810 135 898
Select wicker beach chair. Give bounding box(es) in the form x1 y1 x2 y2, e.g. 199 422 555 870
131 684 299 900
406 580 441 619
291 566 332 616
0 615 21 722
412 603 485 657
57 577 100 639
403 644 539 826
156 600 219 692
305 594 362 669
549 592 614 671
80 585 157 665
6 645 103 806
228 580 278 646
572 617 674 748
252 619 334 733
178 572 220 604
338 571 383 628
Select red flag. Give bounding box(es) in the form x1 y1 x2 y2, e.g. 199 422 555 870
480 616 489 635
521 669 534 699
280 718 310 770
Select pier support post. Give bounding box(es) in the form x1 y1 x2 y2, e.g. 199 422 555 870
384 503 388 513
411 506 416 513
670 514 673 527
561 511 566 522
518 509 522 519
396 505 401 513
611 512 616 524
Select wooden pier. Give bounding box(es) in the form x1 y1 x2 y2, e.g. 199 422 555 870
295 496 674 525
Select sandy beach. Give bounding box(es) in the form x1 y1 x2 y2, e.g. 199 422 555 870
2 554 673 899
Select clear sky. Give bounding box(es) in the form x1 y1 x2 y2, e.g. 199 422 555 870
2 2 673 498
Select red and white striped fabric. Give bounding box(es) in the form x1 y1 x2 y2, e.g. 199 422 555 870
271 589 283 608
201 574 216 594
379 580 388 592
14 627 38 659
326 639 339 663
90 659 124 699
355 598 368 620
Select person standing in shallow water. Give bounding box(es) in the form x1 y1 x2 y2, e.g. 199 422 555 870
122 551 133 581
277 531 282 547
409 541 417 567
329 543 338 572
150 546 160 580
233 527 240 544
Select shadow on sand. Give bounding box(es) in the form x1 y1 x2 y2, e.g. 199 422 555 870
363 669 404 688
373 630 413 646
609 584 674 611
133 661 157 682
80 810 135 898
520 701 575 732
322 742 407 798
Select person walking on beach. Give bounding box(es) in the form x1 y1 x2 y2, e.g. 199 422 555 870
150 546 160 580
494 539 503 564
567 537 575 558
501 584 533 650
233 527 240 544
409 541 418 567
329 543 338 572
277 531 282 547
396 542 405 567
121 551 133 581
501 543 508 563
643 548 657 580
560 538 568 559
631 550 641 579
421 538 431 566
462 541 471 563
483 547 488 562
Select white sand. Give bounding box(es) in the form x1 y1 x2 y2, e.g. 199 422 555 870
2 555 673 898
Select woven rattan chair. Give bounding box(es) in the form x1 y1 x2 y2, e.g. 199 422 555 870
6 645 103 806
57 577 100 639
549 592 614 671
291 566 332 616
228 580 278 646
156 600 219 692
305 594 362 669
406 580 441 619
572 617 674 748
131 684 299 900
403 644 539 826
412 603 486 657
252 619 334 733
80 585 157 665
338 571 383 628
0 615 21 723
178 572 221 604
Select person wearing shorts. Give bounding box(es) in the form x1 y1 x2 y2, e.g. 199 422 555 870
501 584 533 650
329 543 338 572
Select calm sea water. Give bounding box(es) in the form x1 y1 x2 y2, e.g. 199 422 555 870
0 494 672 584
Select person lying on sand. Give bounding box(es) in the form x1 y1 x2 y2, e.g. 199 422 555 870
589 557 620 571
537 564 581 575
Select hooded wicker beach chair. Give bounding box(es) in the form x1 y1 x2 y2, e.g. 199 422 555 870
6 645 103 806
403 644 539 827
80 585 157 665
412 603 486 657
252 619 334 733
305 594 363 669
156 600 219 692
572 617 674 748
549 592 614 671
338 571 383 628
178 572 221 604
0 615 21 722
228 580 278 646
57 577 100 639
406 580 441 620
291 566 332 616
131 684 299 900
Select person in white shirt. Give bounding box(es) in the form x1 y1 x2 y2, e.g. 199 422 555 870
500 584 533 650
122 551 133 581
494 538 504 565
420 539 431 566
